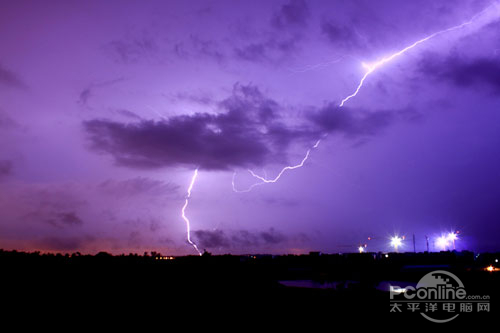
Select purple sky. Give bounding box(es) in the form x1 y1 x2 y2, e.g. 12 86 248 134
1 0 500 255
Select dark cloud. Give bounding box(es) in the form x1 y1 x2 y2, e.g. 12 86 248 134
173 42 189 58
46 211 84 229
420 55 500 93
83 84 413 170
0 64 27 90
271 0 310 29
234 0 306 64
193 228 288 249
234 43 269 63
0 160 13 178
84 84 315 170
78 88 92 107
97 177 179 197
105 36 160 64
57 212 83 226
234 37 298 63
172 35 226 63
189 35 225 63
193 229 231 248
259 228 287 244
230 230 261 247
78 78 124 108
321 21 363 50
309 103 398 138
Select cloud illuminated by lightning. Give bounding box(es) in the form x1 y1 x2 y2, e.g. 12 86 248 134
181 169 202 255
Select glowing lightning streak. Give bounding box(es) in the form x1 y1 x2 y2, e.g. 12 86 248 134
234 3 498 191
189 3 500 252
232 140 321 192
181 169 202 256
248 147 313 184
339 14 484 107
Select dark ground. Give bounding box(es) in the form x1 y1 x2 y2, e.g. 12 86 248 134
1 250 498 327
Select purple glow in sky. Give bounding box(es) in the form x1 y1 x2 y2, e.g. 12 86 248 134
1 0 500 255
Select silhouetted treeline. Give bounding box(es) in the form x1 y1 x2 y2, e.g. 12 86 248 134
1 249 499 325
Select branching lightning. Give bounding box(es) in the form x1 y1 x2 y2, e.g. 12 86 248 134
181 169 202 255
181 3 500 253
232 139 321 192
339 6 492 107
234 2 498 192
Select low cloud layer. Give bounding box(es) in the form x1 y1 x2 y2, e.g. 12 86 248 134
193 228 291 250
46 211 84 229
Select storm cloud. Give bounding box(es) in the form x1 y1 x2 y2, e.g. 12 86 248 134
193 228 289 249
83 82 412 171
46 211 84 229
271 0 310 29
84 84 317 170
321 22 363 50
420 55 500 93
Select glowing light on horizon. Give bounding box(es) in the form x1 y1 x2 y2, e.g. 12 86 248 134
181 169 202 256
447 231 459 250
390 236 403 252
436 236 450 250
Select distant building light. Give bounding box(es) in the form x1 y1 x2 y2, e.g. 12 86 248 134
390 236 403 251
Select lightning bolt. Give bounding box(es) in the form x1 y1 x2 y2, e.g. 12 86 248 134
234 2 499 191
184 3 500 253
181 169 202 255
232 139 321 192
339 6 493 107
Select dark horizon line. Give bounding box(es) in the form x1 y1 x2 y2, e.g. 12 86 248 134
1 248 497 258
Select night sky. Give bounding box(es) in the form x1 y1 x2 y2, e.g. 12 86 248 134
1 0 500 255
